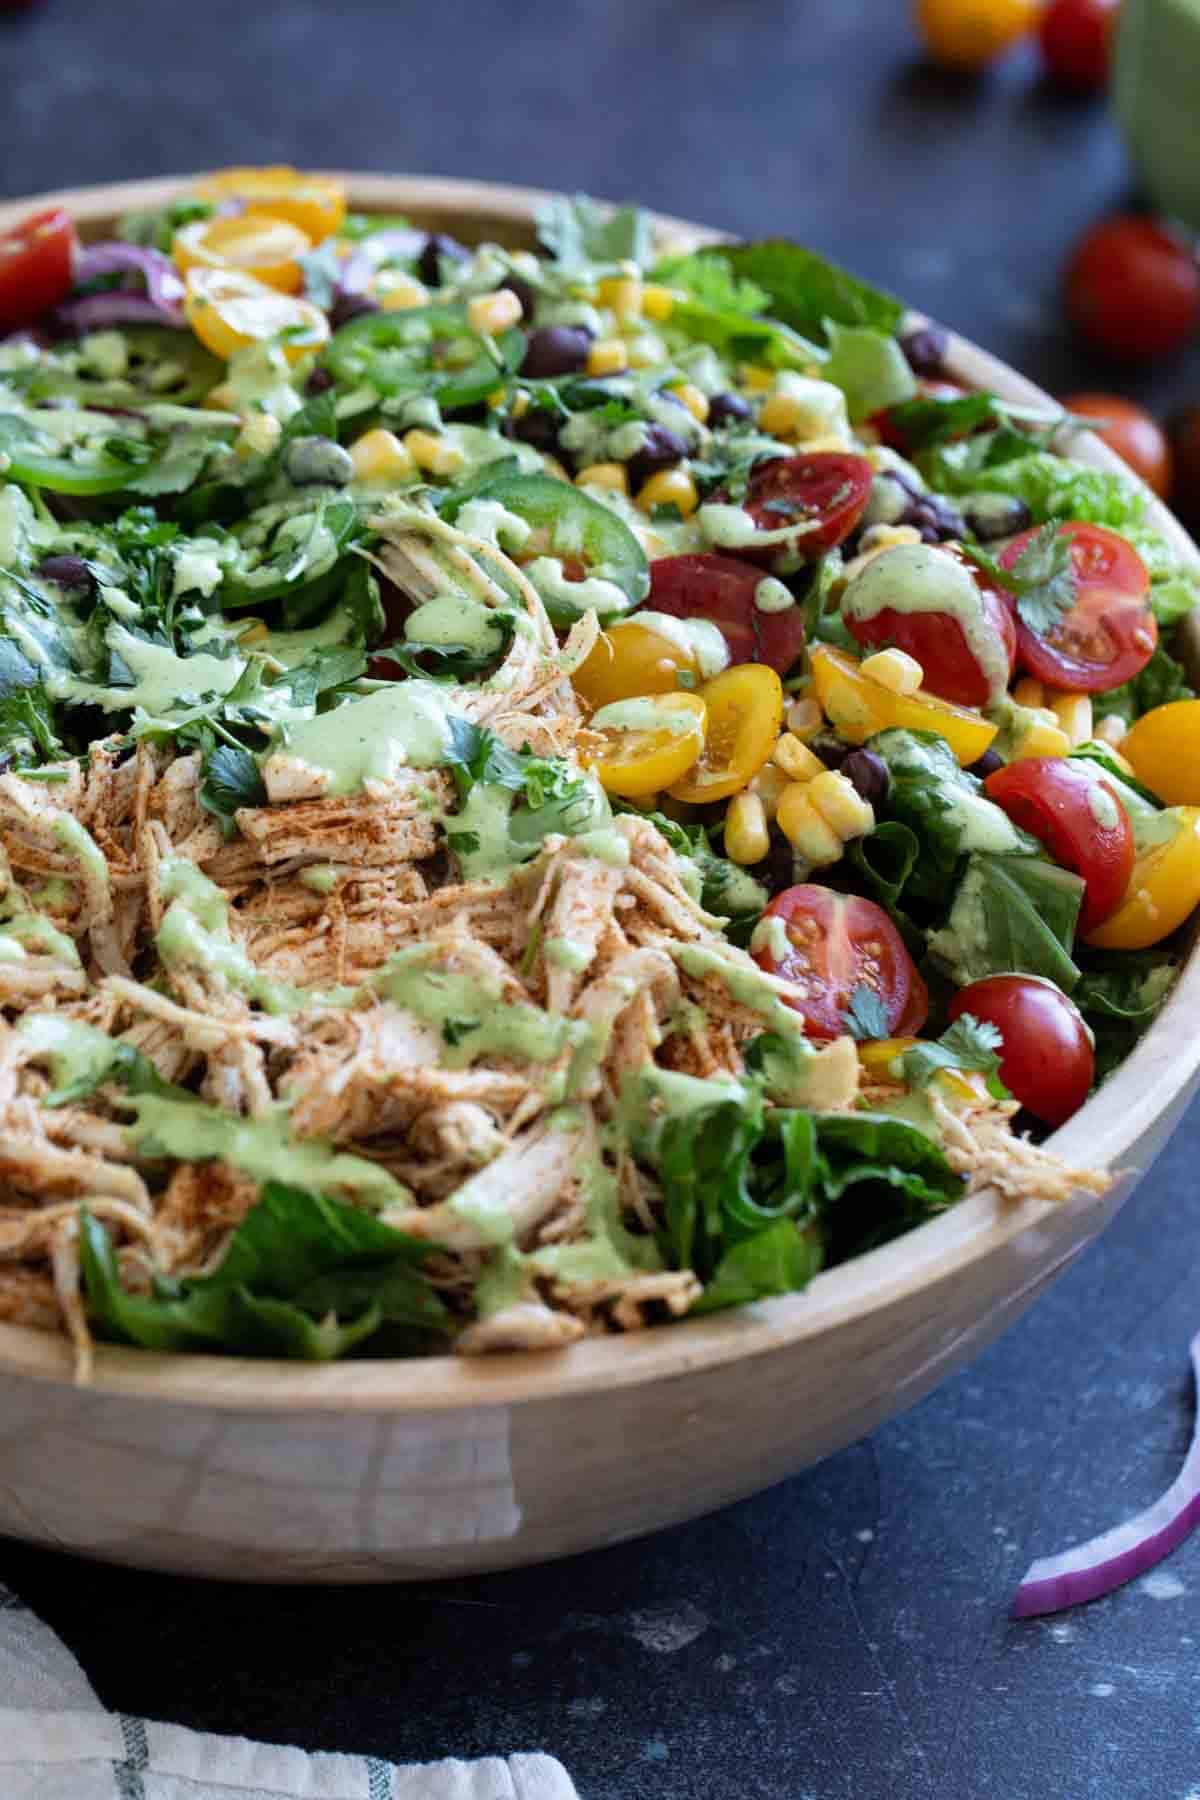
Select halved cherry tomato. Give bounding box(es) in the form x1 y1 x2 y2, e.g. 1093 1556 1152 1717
1121 700 1200 805
1040 0 1119 90
572 619 700 709
808 643 999 765
184 268 330 362
667 663 783 803
195 167 347 242
644 553 806 673
1065 216 1200 362
739 453 873 560
1001 522 1156 693
844 545 1017 709
984 756 1134 932
1059 392 1172 497
754 885 928 1041
948 976 1093 1126
1084 807 1200 950
174 213 312 294
0 208 77 333
582 691 707 799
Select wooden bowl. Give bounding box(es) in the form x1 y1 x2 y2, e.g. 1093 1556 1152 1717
0 175 1197 1583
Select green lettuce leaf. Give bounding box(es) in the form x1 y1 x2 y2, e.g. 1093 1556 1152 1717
821 321 916 422
929 853 1083 991
721 239 904 341
1092 641 1193 725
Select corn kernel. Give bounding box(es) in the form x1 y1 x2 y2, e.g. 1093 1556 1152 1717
773 732 826 783
586 337 628 377
1048 691 1093 748
739 363 774 392
725 792 770 865
636 468 699 517
1012 676 1046 710
467 288 524 336
641 283 676 322
785 697 823 741
808 769 875 840
668 381 709 424
1011 717 1071 760
575 462 629 496
776 784 843 864
748 762 790 821
235 411 282 458
596 275 643 321
759 389 805 440
350 427 415 483
510 390 531 420
1094 714 1128 748
403 428 466 477
377 272 430 311
860 648 924 696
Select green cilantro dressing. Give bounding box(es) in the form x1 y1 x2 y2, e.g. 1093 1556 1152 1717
572 827 631 868
523 556 632 620
262 681 460 795
373 944 589 1070
842 544 1012 708
545 936 592 972
157 856 303 1013
672 942 812 1041
591 697 696 736
52 622 245 716
404 594 506 655
18 1012 120 1093
631 610 730 678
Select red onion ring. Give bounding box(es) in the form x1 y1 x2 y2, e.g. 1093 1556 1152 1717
1012 1330 1200 1618
56 241 186 330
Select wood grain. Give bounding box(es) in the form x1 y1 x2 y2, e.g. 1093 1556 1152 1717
0 174 1196 1581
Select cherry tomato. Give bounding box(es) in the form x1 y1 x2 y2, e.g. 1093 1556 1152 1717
754 885 929 1042
0 208 77 333
572 618 701 709
1039 0 1119 90
1001 522 1156 692
1065 216 1200 362
808 643 1000 766
174 213 312 294
1059 392 1172 497
740 453 873 559
915 0 1041 68
1084 806 1200 950
667 663 783 804
194 167 347 242
183 268 330 362
984 757 1134 932
644 554 806 673
1121 699 1200 805
844 547 1017 709
582 691 707 799
948 976 1094 1126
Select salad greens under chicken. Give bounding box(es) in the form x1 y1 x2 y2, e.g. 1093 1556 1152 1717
0 169 1196 1375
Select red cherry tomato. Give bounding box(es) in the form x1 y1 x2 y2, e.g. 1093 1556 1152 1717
1001 522 1156 692
644 553 807 674
753 884 928 1042
845 547 1017 709
1065 216 1200 362
1039 0 1119 90
948 976 1094 1126
739 453 873 559
984 757 1135 932
1059 392 1172 497
0 208 77 334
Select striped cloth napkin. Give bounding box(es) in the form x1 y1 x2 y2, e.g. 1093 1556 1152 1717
0 1577 578 1800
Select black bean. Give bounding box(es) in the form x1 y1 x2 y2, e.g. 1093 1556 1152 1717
503 406 563 459
304 366 335 396
330 291 380 330
967 748 1004 780
284 435 355 487
809 733 851 771
520 324 594 379
906 494 966 543
38 554 93 591
707 390 752 429
417 232 471 288
900 326 949 378
627 424 688 490
961 492 1033 543
841 748 891 808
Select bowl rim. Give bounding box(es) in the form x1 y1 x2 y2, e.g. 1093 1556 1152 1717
0 170 1197 1412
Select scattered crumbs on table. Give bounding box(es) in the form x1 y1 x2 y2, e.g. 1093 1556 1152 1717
1141 1572 1187 1601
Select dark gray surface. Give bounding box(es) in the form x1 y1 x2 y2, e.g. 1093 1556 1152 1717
2 3 1200 1796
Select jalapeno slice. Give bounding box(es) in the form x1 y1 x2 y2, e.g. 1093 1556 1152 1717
320 304 525 412
0 409 163 496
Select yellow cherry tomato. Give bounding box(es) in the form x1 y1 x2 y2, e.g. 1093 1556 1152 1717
572 620 700 710
1120 700 1200 805
808 644 998 767
1085 807 1200 950
915 0 1041 69
667 663 783 804
184 268 330 363
857 1037 988 1104
583 692 707 799
194 166 347 242
174 213 312 294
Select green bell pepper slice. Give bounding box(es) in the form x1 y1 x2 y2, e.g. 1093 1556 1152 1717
319 304 525 411
221 497 363 609
18 327 223 409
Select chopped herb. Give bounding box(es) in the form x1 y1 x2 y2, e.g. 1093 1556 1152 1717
965 524 1077 637
899 1014 1008 1099
842 984 891 1041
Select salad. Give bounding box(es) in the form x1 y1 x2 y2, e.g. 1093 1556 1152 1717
0 171 1195 1376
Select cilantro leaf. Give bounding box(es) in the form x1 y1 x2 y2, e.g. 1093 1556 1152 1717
841 985 892 1042
535 194 651 269
964 523 1077 636
899 1014 1008 1098
200 743 267 823
879 391 1003 449
0 683 62 768
441 1018 480 1047
651 251 769 317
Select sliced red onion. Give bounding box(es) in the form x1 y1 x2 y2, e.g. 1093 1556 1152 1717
1012 1330 1200 1618
54 293 185 333
57 240 186 330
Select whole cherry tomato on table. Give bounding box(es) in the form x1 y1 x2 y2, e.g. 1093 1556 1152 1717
915 0 1042 70
1001 521 1156 692
753 884 929 1042
644 554 807 674
0 208 77 333
948 976 1094 1126
1059 392 1172 497
1065 216 1200 361
984 756 1135 932
1039 0 1120 91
